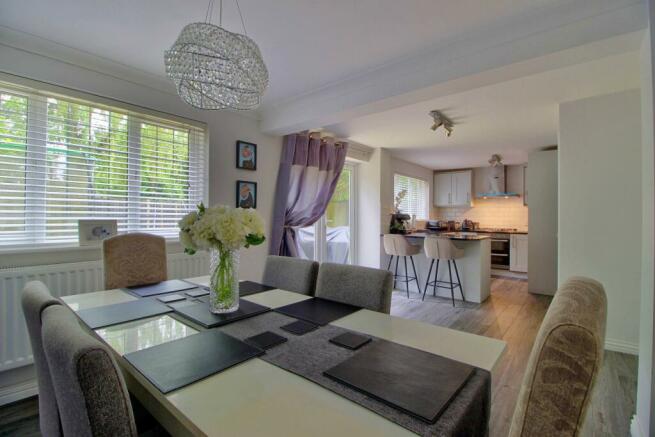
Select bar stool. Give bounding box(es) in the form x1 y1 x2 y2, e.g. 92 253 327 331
423 236 466 306
383 234 422 297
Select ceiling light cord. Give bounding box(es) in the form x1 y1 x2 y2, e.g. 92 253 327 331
235 0 247 36
204 0 244 33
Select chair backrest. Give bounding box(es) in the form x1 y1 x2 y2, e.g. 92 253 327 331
383 234 416 256
509 277 607 437
315 263 393 313
42 305 138 437
21 281 62 437
262 255 319 295
103 233 167 289
424 236 460 260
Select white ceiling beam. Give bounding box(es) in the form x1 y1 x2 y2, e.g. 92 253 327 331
259 1 647 135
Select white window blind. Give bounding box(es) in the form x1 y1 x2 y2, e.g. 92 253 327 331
0 83 207 247
394 174 428 219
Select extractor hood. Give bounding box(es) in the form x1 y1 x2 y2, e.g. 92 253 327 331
475 155 520 198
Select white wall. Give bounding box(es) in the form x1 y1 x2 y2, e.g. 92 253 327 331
558 89 642 353
635 24 655 437
0 42 283 281
356 150 382 268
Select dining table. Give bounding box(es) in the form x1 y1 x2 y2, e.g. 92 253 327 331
61 275 507 437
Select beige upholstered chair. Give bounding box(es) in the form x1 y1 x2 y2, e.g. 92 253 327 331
423 236 465 305
509 276 607 437
102 233 167 289
382 234 422 297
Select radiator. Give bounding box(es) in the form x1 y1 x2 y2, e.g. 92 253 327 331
0 252 209 372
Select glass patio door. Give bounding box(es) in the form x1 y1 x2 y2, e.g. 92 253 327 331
297 163 356 264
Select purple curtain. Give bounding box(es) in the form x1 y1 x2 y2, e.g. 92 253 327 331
269 132 348 257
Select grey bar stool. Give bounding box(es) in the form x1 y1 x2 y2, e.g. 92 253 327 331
423 236 466 306
383 234 422 297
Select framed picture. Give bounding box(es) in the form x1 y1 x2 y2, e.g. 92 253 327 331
78 219 118 246
236 180 257 209
236 140 257 170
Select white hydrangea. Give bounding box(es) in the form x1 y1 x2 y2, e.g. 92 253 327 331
178 204 266 253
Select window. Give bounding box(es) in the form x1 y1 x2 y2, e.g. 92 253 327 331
298 163 357 264
393 174 428 219
0 82 207 247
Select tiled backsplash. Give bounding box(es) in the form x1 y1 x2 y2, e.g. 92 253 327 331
434 197 528 230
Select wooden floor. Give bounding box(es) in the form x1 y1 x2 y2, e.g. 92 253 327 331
392 278 638 437
0 278 638 436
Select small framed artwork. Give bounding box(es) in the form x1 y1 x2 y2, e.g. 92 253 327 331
236 140 257 170
78 219 118 246
236 180 257 209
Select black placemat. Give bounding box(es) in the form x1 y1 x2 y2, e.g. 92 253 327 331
125 279 197 297
274 297 361 325
324 341 474 424
240 281 277 296
172 299 270 328
124 330 263 393
77 299 172 329
217 313 490 436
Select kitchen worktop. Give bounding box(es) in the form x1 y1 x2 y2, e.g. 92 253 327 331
381 232 489 241
404 232 490 241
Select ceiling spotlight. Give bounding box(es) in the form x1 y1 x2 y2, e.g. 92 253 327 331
429 110 454 137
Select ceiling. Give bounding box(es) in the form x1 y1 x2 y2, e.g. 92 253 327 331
0 0 642 110
326 50 641 169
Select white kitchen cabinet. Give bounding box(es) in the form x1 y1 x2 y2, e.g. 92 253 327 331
510 234 528 272
434 172 452 206
434 170 472 207
453 171 472 206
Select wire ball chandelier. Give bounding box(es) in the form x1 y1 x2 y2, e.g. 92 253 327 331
164 0 268 110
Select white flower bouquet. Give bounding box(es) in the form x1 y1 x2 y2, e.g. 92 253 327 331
178 203 266 313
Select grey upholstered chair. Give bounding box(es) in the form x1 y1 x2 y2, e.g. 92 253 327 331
509 277 607 437
103 233 167 289
315 263 393 313
42 304 138 437
21 281 63 437
262 255 319 295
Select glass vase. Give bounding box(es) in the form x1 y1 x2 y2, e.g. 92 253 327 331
208 247 239 313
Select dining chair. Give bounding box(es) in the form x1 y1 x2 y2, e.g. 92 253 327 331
262 255 319 295
509 276 607 437
382 234 422 297
21 281 63 437
423 236 466 306
315 263 393 313
103 233 167 289
41 304 138 437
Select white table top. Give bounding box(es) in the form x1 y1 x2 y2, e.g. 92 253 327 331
62 276 506 437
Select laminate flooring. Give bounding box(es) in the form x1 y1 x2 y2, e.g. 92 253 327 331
392 278 637 437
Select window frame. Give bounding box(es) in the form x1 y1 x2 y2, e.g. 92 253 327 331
393 172 429 220
0 77 209 250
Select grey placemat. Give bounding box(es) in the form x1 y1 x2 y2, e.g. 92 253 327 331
218 312 490 437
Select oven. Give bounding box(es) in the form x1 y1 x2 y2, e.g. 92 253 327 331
490 233 510 270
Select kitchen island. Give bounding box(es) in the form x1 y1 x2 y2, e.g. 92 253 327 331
380 232 491 303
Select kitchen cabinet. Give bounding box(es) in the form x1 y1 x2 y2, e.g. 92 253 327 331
510 234 528 273
434 170 472 207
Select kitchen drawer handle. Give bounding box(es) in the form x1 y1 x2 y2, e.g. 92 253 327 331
491 239 509 242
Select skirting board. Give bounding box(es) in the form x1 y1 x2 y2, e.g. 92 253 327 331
0 379 37 406
605 338 639 355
